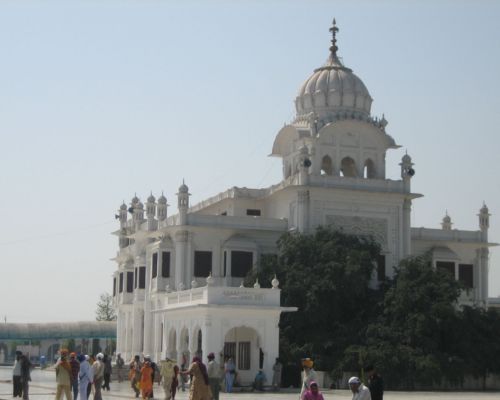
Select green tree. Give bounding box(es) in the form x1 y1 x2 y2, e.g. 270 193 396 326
455 306 500 389
354 253 463 388
246 226 382 371
95 292 117 321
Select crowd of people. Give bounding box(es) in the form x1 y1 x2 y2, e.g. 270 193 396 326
53 349 115 400
11 349 383 400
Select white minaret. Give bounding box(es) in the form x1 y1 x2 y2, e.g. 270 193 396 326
400 153 415 257
400 153 415 187
132 195 144 230
118 202 127 228
177 181 190 226
441 212 452 231
157 192 168 227
118 202 129 248
479 203 490 241
297 144 311 186
477 203 491 304
146 193 157 231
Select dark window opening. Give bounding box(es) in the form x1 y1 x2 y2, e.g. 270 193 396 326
221 211 227 216
126 271 134 293
119 273 124 293
134 267 138 288
340 156 357 177
238 342 251 370
223 251 227 277
436 261 455 277
152 253 158 279
162 252 171 278
113 278 116 296
139 266 146 289
194 251 212 278
459 264 473 289
377 254 386 281
246 209 261 216
231 251 253 278
224 342 236 361
321 155 333 175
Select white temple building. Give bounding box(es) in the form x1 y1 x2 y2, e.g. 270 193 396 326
112 20 496 383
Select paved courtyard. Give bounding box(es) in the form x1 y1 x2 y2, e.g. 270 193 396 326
1 367 499 400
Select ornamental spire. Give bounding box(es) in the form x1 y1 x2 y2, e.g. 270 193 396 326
329 18 339 56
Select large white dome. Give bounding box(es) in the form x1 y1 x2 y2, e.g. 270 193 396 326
295 22 372 120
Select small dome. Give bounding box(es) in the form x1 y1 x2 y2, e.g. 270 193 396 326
402 153 412 163
178 182 189 194
131 195 140 205
158 193 167 204
120 203 127 211
480 203 489 214
147 193 156 203
442 214 451 223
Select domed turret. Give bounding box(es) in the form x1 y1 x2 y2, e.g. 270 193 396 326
441 212 452 231
157 192 168 222
178 182 189 194
295 19 372 121
158 193 167 204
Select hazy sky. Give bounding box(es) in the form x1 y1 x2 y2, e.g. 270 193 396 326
1 0 499 322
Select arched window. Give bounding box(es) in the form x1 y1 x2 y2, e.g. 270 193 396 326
320 155 333 175
364 159 376 179
340 157 357 177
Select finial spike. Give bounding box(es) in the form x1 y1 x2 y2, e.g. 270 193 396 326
329 18 339 56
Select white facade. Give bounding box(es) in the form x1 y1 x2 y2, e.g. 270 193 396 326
112 20 496 383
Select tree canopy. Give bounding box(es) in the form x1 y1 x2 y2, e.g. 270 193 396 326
95 292 117 321
246 226 382 370
248 226 500 389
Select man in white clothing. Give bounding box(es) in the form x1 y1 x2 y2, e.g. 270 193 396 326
207 353 221 400
349 376 371 400
92 353 105 400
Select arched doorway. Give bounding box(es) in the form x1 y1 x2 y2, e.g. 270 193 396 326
223 326 261 385
320 155 333 175
340 156 357 177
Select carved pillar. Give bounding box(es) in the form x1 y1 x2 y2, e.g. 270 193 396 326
186 233 193 287
481 247 489 304
131 308 143 355
297 190 310 233
174 230 189 290
402 199 412 258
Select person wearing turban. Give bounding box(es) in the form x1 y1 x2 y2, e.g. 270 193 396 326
300 358 317 400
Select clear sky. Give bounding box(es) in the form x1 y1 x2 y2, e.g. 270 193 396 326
1 0 499 322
